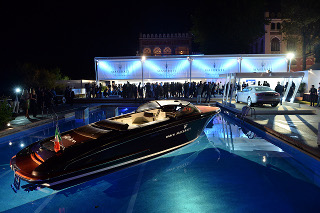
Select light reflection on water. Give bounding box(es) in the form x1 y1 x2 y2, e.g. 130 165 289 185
0 111 320 212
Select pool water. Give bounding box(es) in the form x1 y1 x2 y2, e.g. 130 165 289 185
1 108 320 212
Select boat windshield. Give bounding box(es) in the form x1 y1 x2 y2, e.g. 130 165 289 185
136 101 160 112
162 103 200 117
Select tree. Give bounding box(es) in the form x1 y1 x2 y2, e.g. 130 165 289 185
281 0 320 70
19 63 69 89
0 100 12 129
191 0 266 54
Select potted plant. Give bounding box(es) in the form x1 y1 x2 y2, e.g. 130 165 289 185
297 82 306 97
295 82 306 101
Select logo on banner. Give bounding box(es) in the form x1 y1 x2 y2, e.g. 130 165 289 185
253 61 272 72
156 61 178 77
204 61 225 72
110 63 129 76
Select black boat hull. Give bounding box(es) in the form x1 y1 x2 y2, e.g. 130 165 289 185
28 114 212 190
10 101 220 191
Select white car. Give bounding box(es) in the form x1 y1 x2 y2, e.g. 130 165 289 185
235 86 280 107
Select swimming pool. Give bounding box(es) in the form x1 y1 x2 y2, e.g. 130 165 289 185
1 107 320 212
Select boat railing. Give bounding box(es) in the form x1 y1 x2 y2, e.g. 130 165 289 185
239 105 256 120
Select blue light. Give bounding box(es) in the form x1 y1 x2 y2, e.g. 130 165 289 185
241 58 287 72
192 59 238 78
144 60 161 72
98 60 142 79
192 60 211 71
241 59 255 71
127 61 141 73
98 61 113 72
177 60 190 71
222 59 238 69
145 60 189 78
272 58 287 70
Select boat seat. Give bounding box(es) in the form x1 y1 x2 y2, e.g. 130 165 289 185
132 111 157 124
132 117 150 124
95 119 129 131
157 111 166 120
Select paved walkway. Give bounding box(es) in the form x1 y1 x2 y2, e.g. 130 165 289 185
230 101 320 149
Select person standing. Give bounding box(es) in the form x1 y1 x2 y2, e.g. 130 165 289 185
12 89 21 115
205 82 213 103
242 82 247 90
316 83 320 107
275 82 284 105
309 85 317 106
196 83 203 104
21 89 30 118
64 86 71 104
70 88 75 106
29 88 37 117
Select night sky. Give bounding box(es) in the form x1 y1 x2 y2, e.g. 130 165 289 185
1 1 192 81
1 0 279 95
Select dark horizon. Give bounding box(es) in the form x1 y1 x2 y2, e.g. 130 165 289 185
1 1 193 80
1 0 280 96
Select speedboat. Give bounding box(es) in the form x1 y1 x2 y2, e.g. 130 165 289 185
10 100 220 192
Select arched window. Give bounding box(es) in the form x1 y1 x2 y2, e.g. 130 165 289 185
153 47 161 55
163 47 172 55
271 23 275 30
143 48 152 56
271 37 280 51
277 23 281 29
175 46 189 55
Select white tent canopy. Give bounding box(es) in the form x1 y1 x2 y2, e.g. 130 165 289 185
95 54 289 82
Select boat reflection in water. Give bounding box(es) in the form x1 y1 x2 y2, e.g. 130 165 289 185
10 100 220 192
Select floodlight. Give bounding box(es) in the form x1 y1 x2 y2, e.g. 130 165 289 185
15 88 21 93
286 53 295 60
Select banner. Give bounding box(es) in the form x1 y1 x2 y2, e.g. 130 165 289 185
241 57 287 73
97 60 142 80
143 59 189 79
191 58 239 78
96 55 288 81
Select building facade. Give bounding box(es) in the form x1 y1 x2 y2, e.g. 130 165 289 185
138 33 192 56
251 12 315 71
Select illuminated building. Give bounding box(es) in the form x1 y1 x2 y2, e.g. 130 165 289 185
138 33 192 56
251 12 315 71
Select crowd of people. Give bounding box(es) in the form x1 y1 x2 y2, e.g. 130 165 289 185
83 80 319 106
11 87 59 119
84 81 227 103
9 80 320 118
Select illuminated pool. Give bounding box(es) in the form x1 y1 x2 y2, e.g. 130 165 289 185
1 108 320 212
